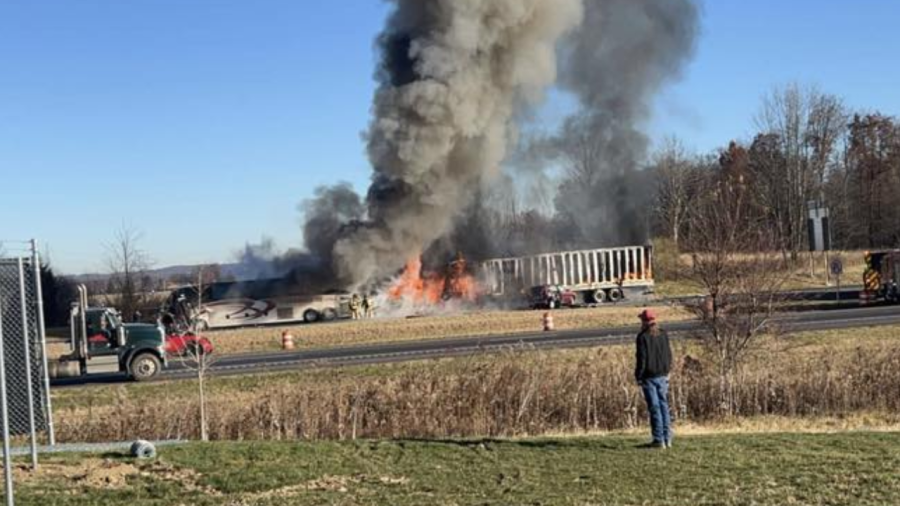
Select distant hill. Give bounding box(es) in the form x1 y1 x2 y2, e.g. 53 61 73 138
67 262 250 285
65 257 322 286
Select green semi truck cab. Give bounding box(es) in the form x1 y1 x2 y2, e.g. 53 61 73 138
49 285 167 381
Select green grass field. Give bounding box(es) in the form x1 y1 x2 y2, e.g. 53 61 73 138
8 432 900 505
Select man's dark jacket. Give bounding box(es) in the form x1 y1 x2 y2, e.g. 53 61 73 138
635 326 672 381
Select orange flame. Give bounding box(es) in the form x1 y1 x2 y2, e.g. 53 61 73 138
388 253 479 304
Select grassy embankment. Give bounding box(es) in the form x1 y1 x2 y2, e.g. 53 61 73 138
7 432 900 505
50 324 900 443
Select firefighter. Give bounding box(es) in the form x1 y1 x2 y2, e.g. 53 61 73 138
362 294 376 318
349 294 361 320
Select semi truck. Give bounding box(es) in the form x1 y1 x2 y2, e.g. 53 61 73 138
49 285 167 381
479 245 654 307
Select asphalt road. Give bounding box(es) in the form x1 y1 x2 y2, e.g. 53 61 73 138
52 303 899 387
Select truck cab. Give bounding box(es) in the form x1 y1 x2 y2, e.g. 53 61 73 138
51 285 167 381
530 285 579 309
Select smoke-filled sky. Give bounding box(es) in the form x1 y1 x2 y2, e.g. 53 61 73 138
3 0 900 274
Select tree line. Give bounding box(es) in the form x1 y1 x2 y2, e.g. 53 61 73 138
452 83 899 262
654 85 900 257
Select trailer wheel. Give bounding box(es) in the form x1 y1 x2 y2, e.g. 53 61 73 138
591 290 606 304
303 309 320 323
607 288 624 303
130 353 161 381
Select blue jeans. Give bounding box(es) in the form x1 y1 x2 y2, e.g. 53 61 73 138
640 376 672 444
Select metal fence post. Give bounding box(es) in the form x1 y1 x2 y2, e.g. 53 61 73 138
0 298 15 506
30 241 54 446
16 259 37 470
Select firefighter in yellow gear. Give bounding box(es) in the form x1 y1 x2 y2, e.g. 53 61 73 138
349 294 362 320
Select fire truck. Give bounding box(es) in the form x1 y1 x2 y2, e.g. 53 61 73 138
479 245 654 306
864 250 900 302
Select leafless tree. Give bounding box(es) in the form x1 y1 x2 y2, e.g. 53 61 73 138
181 337 216 442
179 266 217 441
104 224 152 318
753 84 847 259
682 173 791 414
840 114 900 248
651 138 704 248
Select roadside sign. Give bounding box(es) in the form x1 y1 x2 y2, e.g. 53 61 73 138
830 257 843 303
830 258 843 276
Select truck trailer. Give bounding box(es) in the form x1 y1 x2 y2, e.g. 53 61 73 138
479 245 654 306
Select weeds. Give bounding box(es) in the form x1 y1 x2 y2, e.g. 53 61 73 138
54 327 900 443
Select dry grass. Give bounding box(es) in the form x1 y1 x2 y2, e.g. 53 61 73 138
655 250 867 297
51 324 900 443
207 304 691 354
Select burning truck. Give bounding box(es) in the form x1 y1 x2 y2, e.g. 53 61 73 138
163 244 654 330
387 244 655 312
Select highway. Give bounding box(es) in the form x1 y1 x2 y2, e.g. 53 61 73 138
52 303 899 387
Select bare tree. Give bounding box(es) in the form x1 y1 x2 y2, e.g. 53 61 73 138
179 266 217 442
682 173 791 414
753 84 847 258
651 138 704 248
182 338 216 442
841 114 900 248
104 224 152 318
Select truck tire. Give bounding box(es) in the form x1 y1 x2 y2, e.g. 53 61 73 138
548 299 557 310
130 353 162 381
607 288 624 303
303 309 320 323
591 290 606 305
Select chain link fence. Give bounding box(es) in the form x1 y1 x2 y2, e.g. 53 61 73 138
0 240 55 504
0 258 50 437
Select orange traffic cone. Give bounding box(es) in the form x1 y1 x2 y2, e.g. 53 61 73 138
282 331 295 350
542 312 554 332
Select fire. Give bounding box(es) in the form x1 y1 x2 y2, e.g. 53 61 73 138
388 252 479 305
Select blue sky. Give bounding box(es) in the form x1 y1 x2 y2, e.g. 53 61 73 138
2 1 899 274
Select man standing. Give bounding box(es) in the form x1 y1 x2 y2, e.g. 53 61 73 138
635 309 673 448
361 295 371 319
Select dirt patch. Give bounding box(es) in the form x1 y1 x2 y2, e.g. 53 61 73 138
12 458 221 495
141 460 222 496
13 458 139 489
231 474 409 504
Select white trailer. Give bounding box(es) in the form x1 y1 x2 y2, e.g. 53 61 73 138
479 245 654 304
